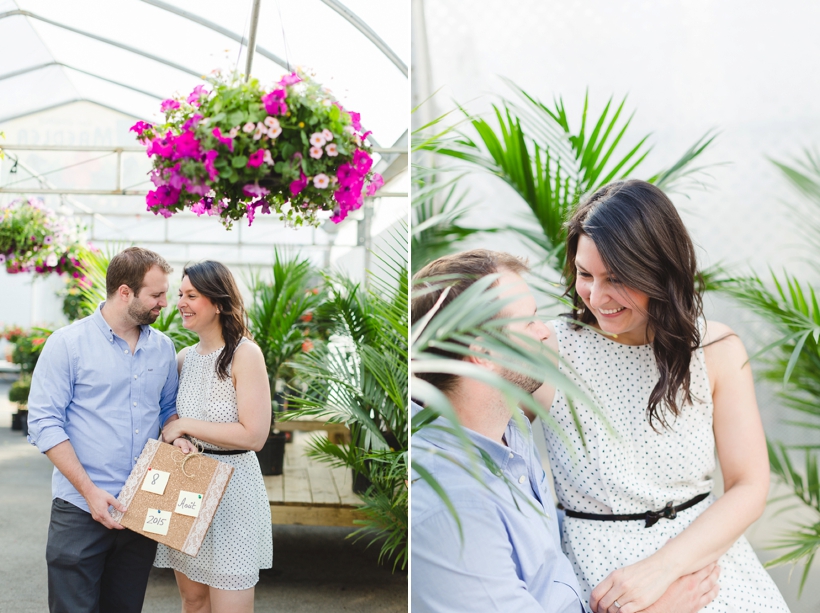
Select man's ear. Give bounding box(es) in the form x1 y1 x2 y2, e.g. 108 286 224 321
466 342 494 369
117 284 132 302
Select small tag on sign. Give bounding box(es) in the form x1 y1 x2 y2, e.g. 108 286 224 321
142 509 172 535
141 468 170 495
175 490 203 518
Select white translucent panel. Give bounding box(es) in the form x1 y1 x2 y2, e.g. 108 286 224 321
0 65 78 121
0 14 54 73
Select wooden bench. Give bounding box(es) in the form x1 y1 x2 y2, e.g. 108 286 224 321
264 431 366 527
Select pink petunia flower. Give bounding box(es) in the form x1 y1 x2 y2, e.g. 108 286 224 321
212 127 235 152
322 129 334 142
348 111 362 132
247 149 266 168
353 149 373 175
253 124 265 140
203 150 219 181
161 99 180 113
243 122 256 133
186 84 209 106
278 72 302 86
243 183 270 199
229 126 240 138
310 133 326 147
309 146 323 159
325 143 338 157
365 173 384 196
182 114 203 131
130 121 153 136
313 174 329 189
289 171 308 196
263 150 274 165
262 89 288 115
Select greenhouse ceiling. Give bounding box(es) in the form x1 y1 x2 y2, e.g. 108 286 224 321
0 0 409 264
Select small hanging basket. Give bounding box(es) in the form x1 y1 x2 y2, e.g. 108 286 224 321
132 69 384 229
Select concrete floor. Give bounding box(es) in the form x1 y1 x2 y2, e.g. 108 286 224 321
0 381 407 613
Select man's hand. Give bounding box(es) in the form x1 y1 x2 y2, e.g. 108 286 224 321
641 564 720 613
85 485 126 530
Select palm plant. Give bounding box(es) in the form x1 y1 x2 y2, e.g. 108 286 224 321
245 250 325 391
418 82 717 270
287 233 408 570
717 149 820 594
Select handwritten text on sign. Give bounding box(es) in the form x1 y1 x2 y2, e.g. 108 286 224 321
175 490 203 518
141 468 170 495
142 509 172 536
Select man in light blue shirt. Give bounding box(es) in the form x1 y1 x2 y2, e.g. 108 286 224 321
411 250 720 613
28 247 179 613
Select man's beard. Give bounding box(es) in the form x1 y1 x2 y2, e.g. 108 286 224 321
499 365 542 394
128 300 160 325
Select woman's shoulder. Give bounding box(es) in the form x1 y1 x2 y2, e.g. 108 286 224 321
232 337 264 363
701 320 744 350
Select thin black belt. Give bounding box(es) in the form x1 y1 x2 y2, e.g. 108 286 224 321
201 448 250 455
563 492 710 528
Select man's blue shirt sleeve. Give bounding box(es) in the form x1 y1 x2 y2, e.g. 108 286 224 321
158 338 178 426
27 331 73 454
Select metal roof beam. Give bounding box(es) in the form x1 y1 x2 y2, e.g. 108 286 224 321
0 10 203 79
319 0 407 77
0 61 163 99
139 0 290 71
0 98 148 124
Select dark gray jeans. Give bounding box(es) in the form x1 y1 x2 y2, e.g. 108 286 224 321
46 498 157 613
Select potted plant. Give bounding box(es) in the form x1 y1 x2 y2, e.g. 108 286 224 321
3 326 51 433
132 69 383 229
246 250 326 474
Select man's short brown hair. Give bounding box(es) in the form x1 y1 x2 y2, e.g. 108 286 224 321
106 247 173 298
412 250 529 393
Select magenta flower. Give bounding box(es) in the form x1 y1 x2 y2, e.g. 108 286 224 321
348 111 362 132
146 132 175 158
246 203 256 226
366 173 384 196
278 72 302 86
129 121 153 136
289 171 308 196
361 130 372 142
182 114 203 131
353 149 373 175
242 183 270 199
161 99 180 112
203 150 219 181
171 131 202 160
247 149 266 168
147 185 181 207
262 89 288 115
212 127 235 152
186 84 209 106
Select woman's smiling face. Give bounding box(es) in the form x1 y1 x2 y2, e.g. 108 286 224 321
177 275 220 333
574 234 651 345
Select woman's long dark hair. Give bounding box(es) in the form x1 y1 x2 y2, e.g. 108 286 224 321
183 261 252 380
564 180 704 431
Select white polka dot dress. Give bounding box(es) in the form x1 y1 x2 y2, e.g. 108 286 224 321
543 319 790 612
154 339 273 590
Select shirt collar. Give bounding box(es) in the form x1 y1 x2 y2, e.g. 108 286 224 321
92 302 153 344
413 401 530 473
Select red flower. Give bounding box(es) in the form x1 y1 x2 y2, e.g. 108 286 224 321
300 312 313 323
301 340 314 352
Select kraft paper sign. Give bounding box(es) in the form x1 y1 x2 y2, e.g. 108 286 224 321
110 439 233 556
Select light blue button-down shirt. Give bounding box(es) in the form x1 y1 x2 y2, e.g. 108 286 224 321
411 403 586 613
27 303 178 513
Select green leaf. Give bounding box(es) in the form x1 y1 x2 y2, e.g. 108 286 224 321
231 155 248 168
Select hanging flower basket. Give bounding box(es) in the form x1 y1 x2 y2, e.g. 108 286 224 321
132 70 384 229
0 198 89 279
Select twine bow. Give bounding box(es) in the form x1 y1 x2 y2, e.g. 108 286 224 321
172 439 205 478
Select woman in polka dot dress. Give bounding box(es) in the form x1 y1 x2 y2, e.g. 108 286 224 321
157 260 272 613
534 180 790 613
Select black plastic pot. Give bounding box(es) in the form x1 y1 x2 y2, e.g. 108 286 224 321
10 411 21 431
256 432 288 476
20 411 28 436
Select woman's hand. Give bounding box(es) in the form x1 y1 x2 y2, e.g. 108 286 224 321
590 557 678 613
162 417 189 446
172 437 196 454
